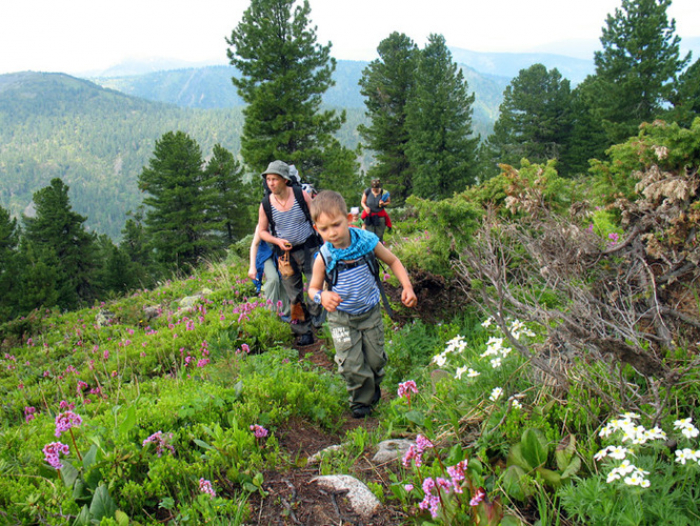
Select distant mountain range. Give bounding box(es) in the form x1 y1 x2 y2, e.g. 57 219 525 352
1 40 698 240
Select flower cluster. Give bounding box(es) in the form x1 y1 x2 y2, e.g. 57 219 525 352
54 411 82 437
673 418 699 439
398 380 418 404
199 478 216 499
42 442 70 470
595 413 700 489
142 431 176 457
250 424 269 439
402 434 434 468
416 459 484 519
24 406 37 422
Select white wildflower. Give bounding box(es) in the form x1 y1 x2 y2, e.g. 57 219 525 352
489 387 503 401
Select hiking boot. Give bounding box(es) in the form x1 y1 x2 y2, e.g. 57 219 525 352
298 332 314 346
352 405 373 419
371 385 382 406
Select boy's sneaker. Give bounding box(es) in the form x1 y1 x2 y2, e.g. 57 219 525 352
371 385 381 406
298 333 314 346
352 405 373 419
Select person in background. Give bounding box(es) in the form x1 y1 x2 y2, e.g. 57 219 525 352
360 179 392 242
308 190 417 418
349 206 362 228
248 223 290 321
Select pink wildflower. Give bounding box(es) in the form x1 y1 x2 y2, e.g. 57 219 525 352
54 411 82 437
42 442 70 470
142 431 175 457
199 478 216 499
24 406 37 422
398 380 418 403
470 487 487 506
250 424 269 439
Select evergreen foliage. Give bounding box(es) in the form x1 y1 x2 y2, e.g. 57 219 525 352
406 34 479 200
138 131 222 272
226 0 358 189
203 144 251 245
484 64 573 177
0 206 20 319
358 32 419 204
588 0 690 144
22 179 97 312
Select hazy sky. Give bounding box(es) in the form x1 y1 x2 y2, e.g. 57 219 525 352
2 0 699 75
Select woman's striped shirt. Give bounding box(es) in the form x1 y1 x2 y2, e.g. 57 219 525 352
270 198 315 247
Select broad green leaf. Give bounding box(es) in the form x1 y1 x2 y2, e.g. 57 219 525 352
115 509 130 526
118 404 138 438
194 439 215 450
61 460 79 488
521 428 548 469
554 434 576 470
71 505 90 526
89 484 117 521
560 456 581 479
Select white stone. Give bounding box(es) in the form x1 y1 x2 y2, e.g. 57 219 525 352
311 475 382 519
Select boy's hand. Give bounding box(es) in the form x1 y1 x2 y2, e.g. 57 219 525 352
247 267 256 280
401 288 417 308
321 291 342 312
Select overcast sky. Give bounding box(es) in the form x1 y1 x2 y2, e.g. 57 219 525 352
1 0 698 75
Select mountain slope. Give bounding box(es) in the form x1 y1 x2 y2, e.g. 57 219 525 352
0 72 244 239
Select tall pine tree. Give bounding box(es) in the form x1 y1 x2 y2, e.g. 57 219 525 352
485 64 573 175
358 32 418 204
138 131 219 271
406 34 478 200
203 144 251 245
589 0 690 144
226 0 356 185
0 205 21 320
22 178 96 311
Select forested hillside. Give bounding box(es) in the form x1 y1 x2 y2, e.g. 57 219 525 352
0 72 242 239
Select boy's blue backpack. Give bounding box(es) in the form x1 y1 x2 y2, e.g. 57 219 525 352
319 244 394 318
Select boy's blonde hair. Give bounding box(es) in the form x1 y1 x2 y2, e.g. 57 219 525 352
310 190 348 222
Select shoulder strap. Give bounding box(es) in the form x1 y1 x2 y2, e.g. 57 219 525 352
292 185 313 227
364 250 394 319
321 246 394 319
261 194 276 238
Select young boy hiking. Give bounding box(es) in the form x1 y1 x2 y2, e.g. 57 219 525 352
308 190 417 418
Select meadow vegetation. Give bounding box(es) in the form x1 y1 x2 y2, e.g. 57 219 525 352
2 119 700 525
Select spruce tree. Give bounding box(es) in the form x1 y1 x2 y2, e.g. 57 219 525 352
203 144 251 245
138 131 217 271
226 0 355 184
590 0 690 143
358 32 418 204
22 178 96 311
405 34 478 200
485 64 573 175
667 58 700 127
0 205 21 320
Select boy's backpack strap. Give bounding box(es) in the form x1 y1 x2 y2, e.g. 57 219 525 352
365 250 394 319
321 245 394 319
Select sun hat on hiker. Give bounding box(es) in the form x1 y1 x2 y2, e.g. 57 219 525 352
261 160 291 181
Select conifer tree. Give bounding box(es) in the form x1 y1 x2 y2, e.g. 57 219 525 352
22 178 96 311
358 32 418 204
485 64 573 175
226 0 355 184
405 34 478 200
202 144 250 245
0 206 21 320
589 0 690 144
667 58 700 127
138 131 218 271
